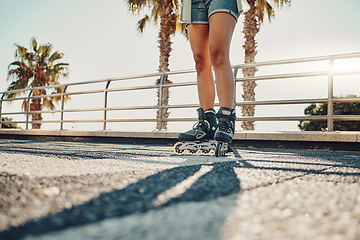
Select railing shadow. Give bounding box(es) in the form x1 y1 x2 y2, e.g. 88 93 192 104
0 160 242 240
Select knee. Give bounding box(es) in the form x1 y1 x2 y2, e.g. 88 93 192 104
210 48 228 68
193 54 210 72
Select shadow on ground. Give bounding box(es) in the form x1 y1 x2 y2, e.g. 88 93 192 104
0 160 242 239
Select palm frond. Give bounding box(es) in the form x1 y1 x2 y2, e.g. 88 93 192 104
126 0 148 14
265 2 275 22
273 0 291 8
137 15 150 33
49 51 64 63
256 0 290 24
38 44 52 59
31 37 38 52
42 97 55 110
15 45 28 59
255 0 266 24
22 99 28 112
151 2 162 23
175 14 187 37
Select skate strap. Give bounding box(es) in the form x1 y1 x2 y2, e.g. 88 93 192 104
197 108 206 121
197 108 216 121
216 108 236 122
193 119 210 131
204 109 216 115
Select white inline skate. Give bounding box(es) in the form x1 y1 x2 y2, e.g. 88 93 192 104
174 108 217 155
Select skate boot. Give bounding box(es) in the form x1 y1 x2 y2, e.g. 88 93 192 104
214 107 236 157
174 108 217 154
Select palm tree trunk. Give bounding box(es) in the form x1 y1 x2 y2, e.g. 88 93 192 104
30 96 42 129
156 0 176 130
241 1 259 130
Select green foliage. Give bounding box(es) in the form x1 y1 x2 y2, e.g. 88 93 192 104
1 117 21 129
125 0 185 35
298 95 360 131
6 37 70 129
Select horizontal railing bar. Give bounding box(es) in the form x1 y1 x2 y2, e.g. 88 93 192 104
236 71 328 82
3 93 63 101
236 116 328 121
107 85 159 93
62 105 160 113
332 115 360 121
165 103 214 109
1 82 198 101
2 96 30 102
0 111 58 115
162 81 197 88
0 73 165 95
2 95 359 116
333 69 360 76
332 97 360 103
7 115 360 125
236 69 360 83
62 75 160 87
235 98 328 106
63 89 105 96
234 52 360 68
4 97 356 116
0 85 66 96
2 96 359 116
106 81 198 93
0 71 195 96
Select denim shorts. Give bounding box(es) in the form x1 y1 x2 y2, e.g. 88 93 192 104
190 0 240 24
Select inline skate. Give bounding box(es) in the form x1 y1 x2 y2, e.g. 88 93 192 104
174 108 217 155
214 107 236 157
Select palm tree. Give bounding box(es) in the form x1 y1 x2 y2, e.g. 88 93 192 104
6 37 69 129
241 0 291 130
125 0 185 130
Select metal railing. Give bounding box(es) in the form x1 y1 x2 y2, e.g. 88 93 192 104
1 52 360 131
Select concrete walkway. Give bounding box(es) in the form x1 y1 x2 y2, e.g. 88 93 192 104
0 139 359 240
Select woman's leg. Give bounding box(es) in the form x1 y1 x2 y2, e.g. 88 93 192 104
208 13 237 109
187 24 215 111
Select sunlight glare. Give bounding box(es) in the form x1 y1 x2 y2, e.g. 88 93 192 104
333 59 360 73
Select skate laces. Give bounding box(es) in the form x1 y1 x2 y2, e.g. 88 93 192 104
192 120 210 132
218 120 234 133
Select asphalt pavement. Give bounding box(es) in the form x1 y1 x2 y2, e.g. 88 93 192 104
0 139 359 240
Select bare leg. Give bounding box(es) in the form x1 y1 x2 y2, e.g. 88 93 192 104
208 13 237 109
187 24 215 111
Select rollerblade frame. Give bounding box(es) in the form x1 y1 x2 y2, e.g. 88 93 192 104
173 141 216 155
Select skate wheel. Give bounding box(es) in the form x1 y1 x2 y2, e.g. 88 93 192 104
174 142 185 154
200 149 210 154
215 142 228 157
189 149 198 154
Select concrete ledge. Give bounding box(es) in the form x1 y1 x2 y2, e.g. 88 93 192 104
0 129 359 143
0 129 360 142
238 131 360 143
0 129 179 139
1 129 360 151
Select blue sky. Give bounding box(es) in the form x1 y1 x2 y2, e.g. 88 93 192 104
1 0 360 131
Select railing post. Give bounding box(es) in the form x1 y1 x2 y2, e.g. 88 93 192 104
327 58 334 131
0 92 5 128
60 85 68 130
233 66 239 109
158 73 167 130
26 90 33 130
103 80 111 130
